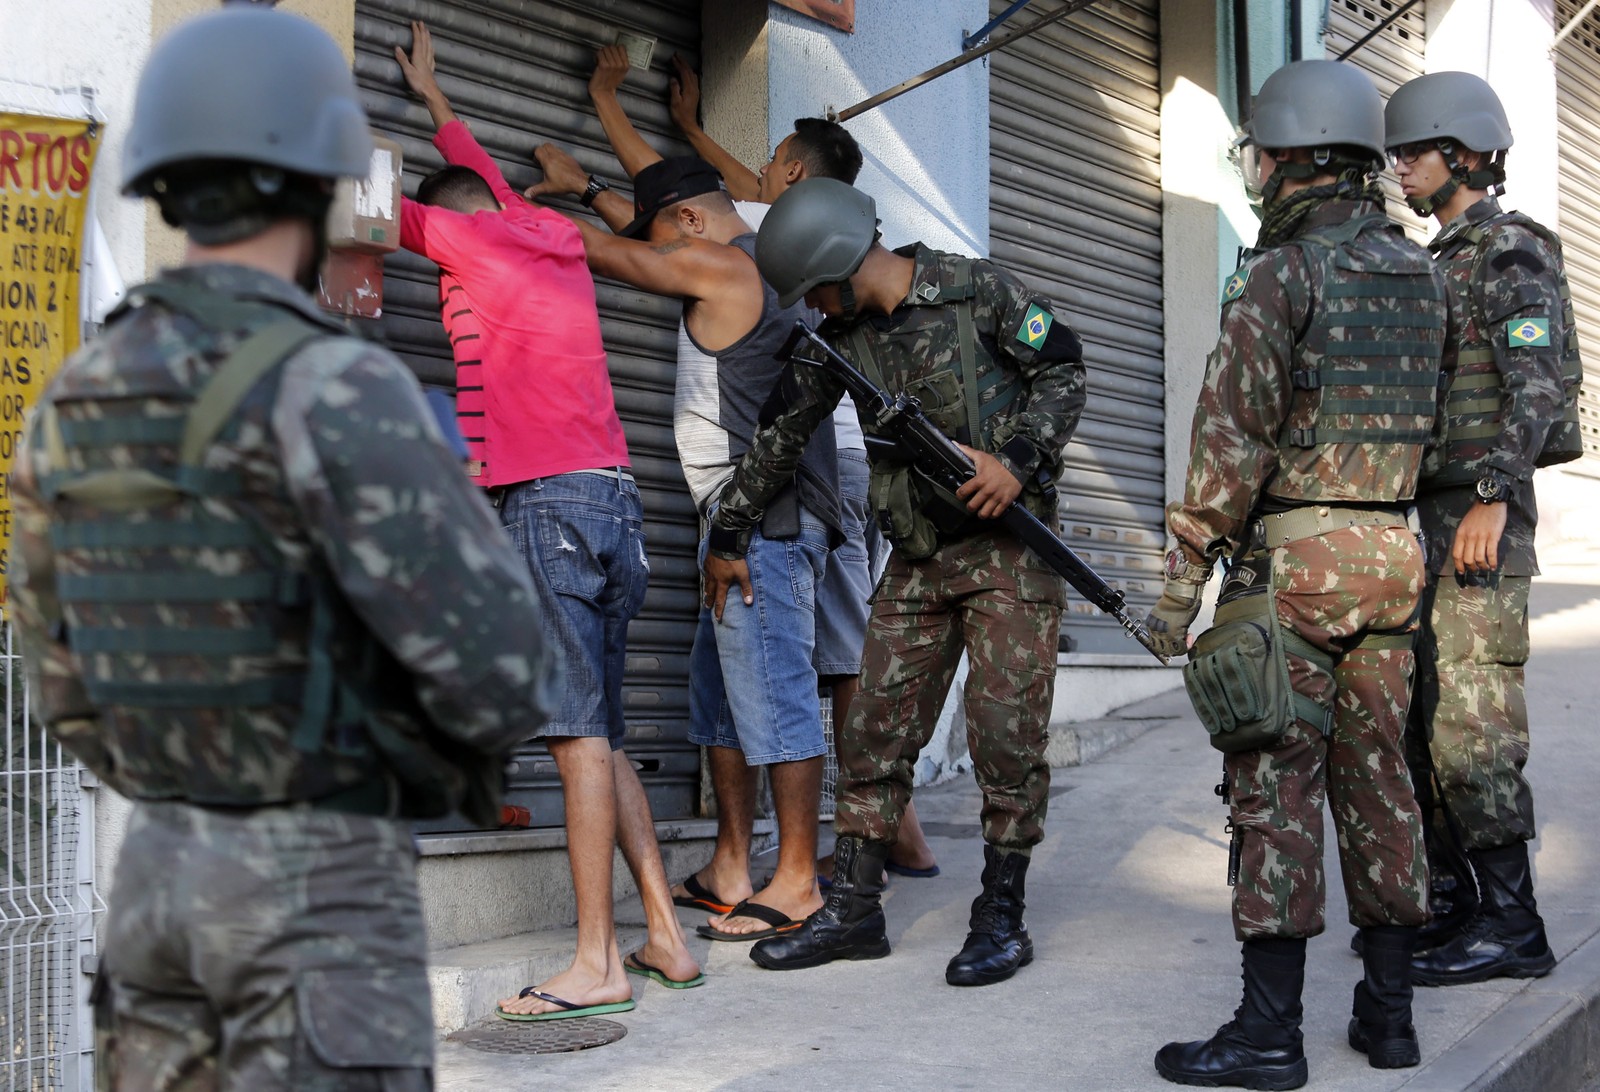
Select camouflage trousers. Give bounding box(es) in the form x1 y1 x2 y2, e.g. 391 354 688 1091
95 801 433 1091
1226 523 1428 941
1407 573 1534 849
834 530 1065 852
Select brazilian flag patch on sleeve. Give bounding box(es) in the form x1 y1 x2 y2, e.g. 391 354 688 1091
1506 317 1551 347
1016 302 1053 348
1222 268 1249 304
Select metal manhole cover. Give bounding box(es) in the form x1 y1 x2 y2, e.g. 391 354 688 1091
451 1018 627 1054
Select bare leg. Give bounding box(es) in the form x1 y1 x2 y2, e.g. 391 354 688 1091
673 744 757 910
818 675 939 875
709 755 825 934
497 737 631 1016
612 751 700 982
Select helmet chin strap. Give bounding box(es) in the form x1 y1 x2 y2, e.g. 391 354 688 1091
837 277 859 324
1405 140 1508 217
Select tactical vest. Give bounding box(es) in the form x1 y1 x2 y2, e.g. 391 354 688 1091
1431 212 1585 483
837 252 1038 558
1275 216 1446 500
36 281 469 818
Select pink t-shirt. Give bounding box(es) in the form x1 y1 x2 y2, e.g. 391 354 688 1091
399 120 629 488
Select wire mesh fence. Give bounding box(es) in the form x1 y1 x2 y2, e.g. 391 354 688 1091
1 619 100 1091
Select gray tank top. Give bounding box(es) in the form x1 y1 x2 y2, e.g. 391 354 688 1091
685 233 840 538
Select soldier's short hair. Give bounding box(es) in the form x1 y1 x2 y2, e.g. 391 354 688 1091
417 166 498 212
790 118 864 185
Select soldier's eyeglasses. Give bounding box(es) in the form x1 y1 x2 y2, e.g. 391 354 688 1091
1389 141 1441 166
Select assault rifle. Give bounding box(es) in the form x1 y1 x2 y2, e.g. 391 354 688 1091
779 321 1168 665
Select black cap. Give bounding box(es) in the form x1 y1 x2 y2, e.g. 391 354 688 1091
619 155 726 238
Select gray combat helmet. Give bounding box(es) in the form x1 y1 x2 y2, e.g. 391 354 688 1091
756 178 878 308
122 5 372 197
1385 72 1512 215
1385 71 1513 154
1242 59 1386 162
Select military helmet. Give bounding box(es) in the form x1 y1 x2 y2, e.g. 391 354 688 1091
1240 59 1386 162
755 178 878 308
122 5 372 197
1384 71 1514 154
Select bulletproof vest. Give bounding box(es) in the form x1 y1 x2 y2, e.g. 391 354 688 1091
1275 215 1446 501
1430 211 1585 483
35 280 457 815
836 251 1037 556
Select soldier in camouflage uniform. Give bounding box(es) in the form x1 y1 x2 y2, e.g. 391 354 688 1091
699 178 1086 986
1147 61 1448 1089
7 9 557 1089
1385 71 1580 987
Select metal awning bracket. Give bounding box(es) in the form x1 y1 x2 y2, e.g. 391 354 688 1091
834 0 1099 123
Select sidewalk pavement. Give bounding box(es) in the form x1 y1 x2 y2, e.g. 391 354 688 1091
437 541 1600 1091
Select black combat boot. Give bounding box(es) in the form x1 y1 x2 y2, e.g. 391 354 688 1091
946 845 1032 986
1348 925 1421 1068
1411 841 1555 986
1154 938 1309 1090
749 836 890 971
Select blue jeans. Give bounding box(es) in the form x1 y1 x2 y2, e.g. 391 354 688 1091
689 503 830 765
499 470 648 749
813 447 876 677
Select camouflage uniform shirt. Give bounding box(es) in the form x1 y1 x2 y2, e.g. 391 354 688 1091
8 263 558 803
1169 202 1450 564
1418 196 1570 577
712 243 1086 545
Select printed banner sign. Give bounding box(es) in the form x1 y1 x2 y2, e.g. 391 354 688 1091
0 112 100 610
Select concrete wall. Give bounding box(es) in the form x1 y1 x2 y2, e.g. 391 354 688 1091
765 0 990 256
0 0 150 311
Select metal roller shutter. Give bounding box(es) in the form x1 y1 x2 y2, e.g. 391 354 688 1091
1556 0 1600 468
1325 0 1432 241
353 0 704 827
988 0 1164 655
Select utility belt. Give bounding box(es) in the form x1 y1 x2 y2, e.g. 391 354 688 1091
183 774 400 819
1254 503 1411 551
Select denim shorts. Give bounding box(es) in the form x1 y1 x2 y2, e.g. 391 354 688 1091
688 503 830 765
498 470 648 749
813 447 878 678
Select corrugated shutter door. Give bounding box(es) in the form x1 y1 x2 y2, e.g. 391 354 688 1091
353 0 704 826
988 1 1164 655
1556 1 1600 467
1325 0 1431 241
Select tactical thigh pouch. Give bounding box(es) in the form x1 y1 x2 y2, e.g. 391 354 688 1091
1183 552 1332 753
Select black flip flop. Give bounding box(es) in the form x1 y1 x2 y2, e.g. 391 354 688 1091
696 899 804 942
673 874 735 915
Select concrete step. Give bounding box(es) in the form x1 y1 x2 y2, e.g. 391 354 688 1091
421 693 1187 1032
427 921 650 1032
414 817 752 948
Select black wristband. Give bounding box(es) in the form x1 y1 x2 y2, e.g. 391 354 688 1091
579 175 610 208
706 523 745 559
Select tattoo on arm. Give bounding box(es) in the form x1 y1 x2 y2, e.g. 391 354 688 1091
652 239 689 255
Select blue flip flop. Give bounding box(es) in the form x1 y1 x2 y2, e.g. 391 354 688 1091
496 987 636 1022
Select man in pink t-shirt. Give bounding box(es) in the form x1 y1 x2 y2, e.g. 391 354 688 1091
395 23 702 1019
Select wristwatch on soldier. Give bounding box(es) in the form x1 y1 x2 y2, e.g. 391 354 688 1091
1474 471 1513 505
579 175 610 208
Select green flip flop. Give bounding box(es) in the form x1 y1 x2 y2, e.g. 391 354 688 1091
625 953 706 990
496 987 637 1022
